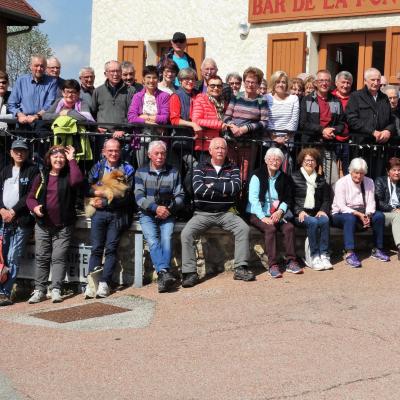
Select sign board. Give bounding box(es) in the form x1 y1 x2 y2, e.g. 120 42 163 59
249 0 400 24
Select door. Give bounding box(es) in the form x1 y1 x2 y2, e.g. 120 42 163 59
318 31 385 89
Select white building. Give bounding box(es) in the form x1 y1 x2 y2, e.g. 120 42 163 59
91 0 400 88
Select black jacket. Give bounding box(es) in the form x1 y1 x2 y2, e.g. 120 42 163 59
346 85 394 143
291 170 331 216
0 161 38 227
375 175 400 212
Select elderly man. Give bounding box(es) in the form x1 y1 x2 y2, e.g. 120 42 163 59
79 66 95 108
195 58 232 103
299 69 345 184
135 141 184 293
180 137 255 288
8 55 58 132
46 56 64 92
121 61 143 92
85 138 135 298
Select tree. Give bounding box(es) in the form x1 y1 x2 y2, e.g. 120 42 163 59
6 26 53 85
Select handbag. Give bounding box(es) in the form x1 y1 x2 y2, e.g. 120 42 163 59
0 235 9 284
267 194 294 222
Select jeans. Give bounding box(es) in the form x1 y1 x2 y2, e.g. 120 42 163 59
0 224 31 297
139 214 174 272
331 211 385 250
296 215 330 257
89 210 124 283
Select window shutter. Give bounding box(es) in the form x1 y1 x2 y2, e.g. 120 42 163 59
384 27 400 84
186 37 205 79
117 41 145 81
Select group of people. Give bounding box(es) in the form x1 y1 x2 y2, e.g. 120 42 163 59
0 31 400 304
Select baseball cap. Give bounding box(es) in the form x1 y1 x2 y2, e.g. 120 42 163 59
11 140 29 150
172 32 186 42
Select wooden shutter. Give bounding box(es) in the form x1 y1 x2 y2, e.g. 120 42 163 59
384 27 400 84
117 40 145 81
185 37 205 79
267 33 306 79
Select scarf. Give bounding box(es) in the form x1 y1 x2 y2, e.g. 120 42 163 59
207 95 225 120
300 167 317 209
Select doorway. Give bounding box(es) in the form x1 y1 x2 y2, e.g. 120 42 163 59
318 31 385 90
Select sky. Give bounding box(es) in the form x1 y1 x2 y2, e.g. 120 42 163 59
28 0 93 80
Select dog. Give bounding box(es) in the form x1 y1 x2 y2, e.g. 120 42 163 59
85 169 129 217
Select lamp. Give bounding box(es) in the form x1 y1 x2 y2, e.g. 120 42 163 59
238 20 250 37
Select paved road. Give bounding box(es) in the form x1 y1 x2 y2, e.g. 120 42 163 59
2 255 400 400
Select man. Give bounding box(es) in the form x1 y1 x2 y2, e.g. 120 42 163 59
157 32 196 85
135 141 184 293
195 58 232 103
78 66 96 108
121 61 143 92
0 140 38 306
46 56 64 92
8 55 58 132
299 69 345 184
85 139 135 298
380 75 388 90
180 137 255 288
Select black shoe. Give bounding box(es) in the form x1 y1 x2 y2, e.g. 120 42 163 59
233 266 255 281
181 272 199 288
0 293 13 306
157 270 176 293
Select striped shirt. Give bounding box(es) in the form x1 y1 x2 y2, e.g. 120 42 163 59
265 94 299 134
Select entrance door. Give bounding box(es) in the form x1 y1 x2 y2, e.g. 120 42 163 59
318 31 385 89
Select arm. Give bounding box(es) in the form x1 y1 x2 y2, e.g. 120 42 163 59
67 159 84 187
375 177 393 212
42 98 61 121
155 92 170 125
170 94 182 125
332 101 345 135
134 171 157 213
319 181 332 214
42 78 59 111
172 170 185 210
288 96 299 132
223 98 235 124
212 165 242 197
247 175 266 219
333 179 357 214
127 93 145 123
299 96 323 134
12 165 39 215
192 97 223 130
7 79 22 116
365 179 376 215
26 175 41 212
345 95 373 135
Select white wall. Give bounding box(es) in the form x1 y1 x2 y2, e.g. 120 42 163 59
90 0 400 85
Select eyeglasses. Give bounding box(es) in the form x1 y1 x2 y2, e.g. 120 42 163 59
107 70 121 74
244 80 258 86
182 78 195 82
303 159 316 164
0 81 7 84
209 84 223 89
317 79 331 83
63 90 78 96
229 81 241 86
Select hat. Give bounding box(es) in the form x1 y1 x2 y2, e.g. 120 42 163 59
11 140 29 150
172 32 186 42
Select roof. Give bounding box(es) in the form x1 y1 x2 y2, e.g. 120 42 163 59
0 0 44 26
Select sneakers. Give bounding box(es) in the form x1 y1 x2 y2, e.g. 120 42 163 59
344 252 361 268
157 270 176 293
84 285 95 299
371 248 390 262
307 255 325 271
51 288 63 303
285 259 303 274
233 266 255 281
320 254 333 270
0 293 12 307
268 265 282 278
28 290 46 304
96 281 110 298
182 272 199 288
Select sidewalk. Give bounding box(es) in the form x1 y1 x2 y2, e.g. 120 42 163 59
2 254 400 400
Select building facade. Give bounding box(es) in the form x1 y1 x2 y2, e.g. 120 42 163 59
91 0 400 88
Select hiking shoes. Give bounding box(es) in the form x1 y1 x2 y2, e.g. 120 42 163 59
181 272 199 288
157 270 176 293
233 266 255 281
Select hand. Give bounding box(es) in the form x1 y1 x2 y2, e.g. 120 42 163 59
59 109 69 116
229 124 241 137
93 198 104 208
322 127 335 140
33 205 44 217
271 209 283 223
98 127 107 134
298 211 308 223
94 189 106 198
25 115 38 124
113 130 125 138
380 130 391 143
0 208 13 223
192 123 203 132
17 113 28 124
156 206 170 220
273 135 287 145
261 216 273 225
394 208 400 213
64 145 75 161
221 123 229 131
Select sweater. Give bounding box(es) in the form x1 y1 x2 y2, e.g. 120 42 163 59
265 94 299 134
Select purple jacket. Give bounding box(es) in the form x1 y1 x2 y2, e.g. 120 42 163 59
127 88 170 124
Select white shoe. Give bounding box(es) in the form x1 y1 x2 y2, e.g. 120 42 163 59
84 285 95 299
28 290 46 304
310 255 325 271
320 254 333 270
51 288 63 303
96 282 110 298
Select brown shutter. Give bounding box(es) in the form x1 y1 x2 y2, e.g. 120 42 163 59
185 37 205 79
384 27 400 84
117 40 145 81
267 33 306 79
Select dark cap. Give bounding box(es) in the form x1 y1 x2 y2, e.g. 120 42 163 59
11 140 29 150
172 32 186 42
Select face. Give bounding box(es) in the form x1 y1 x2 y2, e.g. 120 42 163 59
316 73 331 96
381 76 388 89
259 83 268 95
266 155 283 173
30 57 46 80
149 145 167 169
302 154 317 174
274 77 288 96
171 39 187 53
102 140 121 164
0 77 8 96
122 68 135 86
143 73 158 91
162 68 176 85
385 89 399 110
79 70 95 89
228 78 241 94
46 60 61 77
105 62 122 86
244 74 260 96
365 71 381 95
350 170 365 184
50 149 66 171
388 165 400 183
181 76 196 92
336 77 352 96
304 82 314 95
10 148 28 164
206 78 223 98
201 62 218 81
209 139 227 163
62 88 79 105
290 83 303 97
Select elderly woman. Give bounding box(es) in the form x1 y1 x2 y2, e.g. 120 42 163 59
375 157 400 259
304 76 315 96
331 158 389 268
247 147 302 278
158 59 179 95
226 72 242 96
289 77 305 99
223 67 268 182
259 78 268 96
26 145 83 303
382 85 400 136
292 148 332 270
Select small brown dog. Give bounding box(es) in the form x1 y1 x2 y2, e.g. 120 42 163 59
85 170 129 217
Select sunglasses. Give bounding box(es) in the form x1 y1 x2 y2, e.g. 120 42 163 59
0 81 7 84
50 148 65 155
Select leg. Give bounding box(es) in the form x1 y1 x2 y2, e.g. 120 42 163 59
88 211 108 273
279 221 296 260
34 224 53 292
371 211 385 249
384 212 400 248
316 215 330 255
300 216 320 257
331 213 357 250
158 217 175 270
50 226 73 290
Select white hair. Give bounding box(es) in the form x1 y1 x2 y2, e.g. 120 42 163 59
148 140 167 154
79 66 95 77
209 137 227 149
335 71 353 83
265 147 284 162
349 158 368 174
364 67 381 80
201 58 217 69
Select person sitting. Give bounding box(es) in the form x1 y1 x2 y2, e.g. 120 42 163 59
158 59 179 95
26 145 83 303
331 157 389 268
375 157 400 259
135 141 184 293
292 148 332 271
247 147 302 278
181 137 255 287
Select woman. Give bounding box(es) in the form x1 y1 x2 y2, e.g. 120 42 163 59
0 71 12 130
259 78 268 96
128 65 170 167
331 157 389 268
158 59 179 95
292 148 332 270
226 72 242 96
192 75 228 159
289 77 305 99
304 76 315 96
247 147 302 278
224 67 268 182
27 145 83 303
